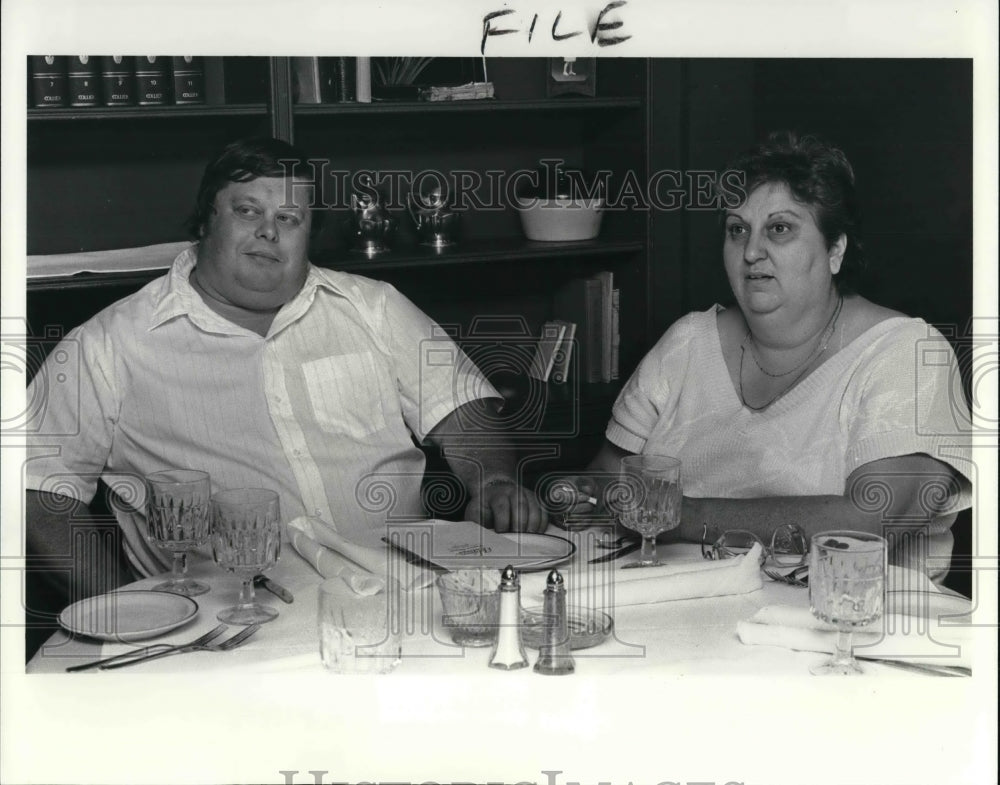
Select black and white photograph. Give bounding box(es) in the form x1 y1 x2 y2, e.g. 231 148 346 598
1 2 997 784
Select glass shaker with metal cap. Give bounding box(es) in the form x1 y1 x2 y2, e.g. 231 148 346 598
533 569 575 675
488 565 529 670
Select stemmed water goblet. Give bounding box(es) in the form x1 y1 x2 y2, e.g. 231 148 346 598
210 488 282 625
808 530 887 675
612 454 682 569
145 469 212 596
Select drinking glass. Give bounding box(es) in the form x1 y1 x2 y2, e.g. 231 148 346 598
614 454 682 568
318 578 402 674
145 469 212 596
436 570 501 647
210 488 282 625
809 530 887 675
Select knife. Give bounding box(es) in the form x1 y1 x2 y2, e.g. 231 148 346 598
856 657 971 677
381 536 446 572
588 540 641 564
253 574 294 603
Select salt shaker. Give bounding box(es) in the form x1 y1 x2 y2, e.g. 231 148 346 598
533 569 575 675
489 565 529 670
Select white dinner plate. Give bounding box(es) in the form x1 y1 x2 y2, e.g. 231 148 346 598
492 532 577 571
388 520 577 571
58 590 199 642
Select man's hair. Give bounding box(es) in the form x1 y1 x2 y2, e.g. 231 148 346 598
185 136 322 240
725 130 865 290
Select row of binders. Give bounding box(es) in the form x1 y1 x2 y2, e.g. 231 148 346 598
529 272 621 385
30 55 208 108
291 56 373 104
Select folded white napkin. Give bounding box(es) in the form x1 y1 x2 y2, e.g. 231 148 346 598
521 542 764 608
287 516 434 593
737 576 973 669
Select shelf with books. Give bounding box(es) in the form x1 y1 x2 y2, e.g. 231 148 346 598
27 104 269 122
27 55 269 117
26 57 653 413
292 96 641 116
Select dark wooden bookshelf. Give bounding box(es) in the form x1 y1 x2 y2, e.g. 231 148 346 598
292 96 641 117
27 104 268 121
26 55 652 471
26 238 645 293
312 237 645 273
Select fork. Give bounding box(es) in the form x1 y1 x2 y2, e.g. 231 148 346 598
65 624 228 673
762 564 809 587
99 624 261 670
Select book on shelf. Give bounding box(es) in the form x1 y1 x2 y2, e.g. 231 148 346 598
291 57 322 103
336 57 356 102
610 287 621 381
550 321 576 384
171 56 205 104
552 272 619 384
293 57 362 103
528 320 574 383
319 58 354 102
135 56 169 105
204 57 226 105
594 270 615 383
100 56 134 106
553 276 603 383
31 56 67 107
355 56 372 103
67 56 100 107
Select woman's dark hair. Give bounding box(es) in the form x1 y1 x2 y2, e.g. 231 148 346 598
724 131 865 290
185 136 323 240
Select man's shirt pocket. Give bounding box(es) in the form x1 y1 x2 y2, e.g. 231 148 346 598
301 352 387 438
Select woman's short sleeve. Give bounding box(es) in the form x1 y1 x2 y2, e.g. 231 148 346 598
605 313 697 453
842 321 973 504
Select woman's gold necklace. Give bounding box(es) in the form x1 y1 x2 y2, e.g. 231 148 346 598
739 294 844 411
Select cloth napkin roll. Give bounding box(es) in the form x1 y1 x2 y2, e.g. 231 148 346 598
520 542 764 608
287 516 434 594
737 596 973 669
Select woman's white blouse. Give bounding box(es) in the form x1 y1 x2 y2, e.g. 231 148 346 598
608 306 973 511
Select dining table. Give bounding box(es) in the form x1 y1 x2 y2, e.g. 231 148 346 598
17 529 988 785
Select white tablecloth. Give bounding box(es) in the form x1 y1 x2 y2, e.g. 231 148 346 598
17 536 991 785
27 540 970 677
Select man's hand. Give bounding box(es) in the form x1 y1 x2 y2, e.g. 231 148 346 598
464 479 548 534
547 477 602 518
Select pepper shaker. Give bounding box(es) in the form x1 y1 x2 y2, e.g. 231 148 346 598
533 569 575 675
488 565 529 670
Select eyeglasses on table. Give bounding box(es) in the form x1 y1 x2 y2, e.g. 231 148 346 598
700 522 809 586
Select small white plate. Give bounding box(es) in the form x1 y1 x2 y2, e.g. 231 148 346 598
58 591 199 642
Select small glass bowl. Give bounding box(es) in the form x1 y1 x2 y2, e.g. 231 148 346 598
436 570 501 648
519 605 614 650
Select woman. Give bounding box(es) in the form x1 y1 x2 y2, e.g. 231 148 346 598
563 131 972 578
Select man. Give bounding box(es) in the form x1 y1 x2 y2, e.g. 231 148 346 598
26 136 547 605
